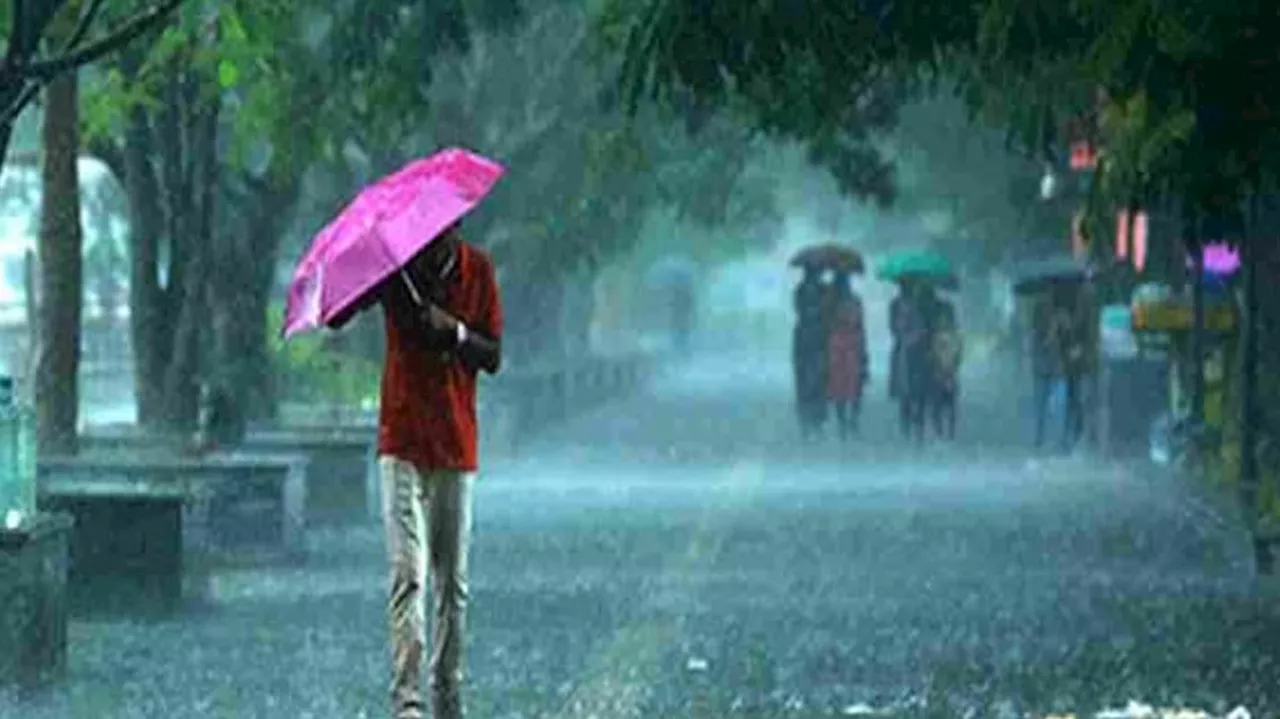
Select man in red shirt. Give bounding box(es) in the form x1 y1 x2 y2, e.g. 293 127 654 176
337 222 501 719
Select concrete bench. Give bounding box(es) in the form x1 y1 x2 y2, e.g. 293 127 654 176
39 452 310 563
84 427 375 526
0 513 73 689
37 481 192 616
239 429 375 525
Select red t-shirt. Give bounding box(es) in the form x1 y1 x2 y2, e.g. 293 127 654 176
377 242 502 471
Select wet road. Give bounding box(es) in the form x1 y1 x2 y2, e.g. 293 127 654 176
7 352 1278 718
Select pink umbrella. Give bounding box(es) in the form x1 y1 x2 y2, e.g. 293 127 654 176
282 148 505 339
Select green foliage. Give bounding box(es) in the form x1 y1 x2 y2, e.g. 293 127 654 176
889 91 1055 263
974 0 1280 206
1095 91 1196 203
380 1 778 285
599 0 981 206
265 302 380 407
609 0 1280 218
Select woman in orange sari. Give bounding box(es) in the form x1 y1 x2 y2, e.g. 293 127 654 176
826 271 869 440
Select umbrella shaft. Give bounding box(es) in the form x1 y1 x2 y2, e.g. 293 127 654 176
399 268 426 308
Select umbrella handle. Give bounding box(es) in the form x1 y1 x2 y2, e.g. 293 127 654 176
399 268 426 308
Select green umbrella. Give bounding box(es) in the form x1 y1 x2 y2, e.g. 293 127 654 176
875 250 957 287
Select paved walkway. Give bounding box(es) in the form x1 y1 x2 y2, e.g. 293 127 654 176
7 352 1277 718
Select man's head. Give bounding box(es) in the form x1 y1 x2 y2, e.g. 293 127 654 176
413 223 462 280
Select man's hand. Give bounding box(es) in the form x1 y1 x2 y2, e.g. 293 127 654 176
422 303 460 335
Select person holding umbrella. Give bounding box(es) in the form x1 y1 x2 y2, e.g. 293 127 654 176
929 298 962 440
820 253 869 440
791 262 829 439
1012 257 1091 452
283 149 505 719
789 242 863 441
878 250 957 442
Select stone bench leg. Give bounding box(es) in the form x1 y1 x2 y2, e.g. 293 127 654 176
0 515 72 690
202 462 310 559
44 496 185 617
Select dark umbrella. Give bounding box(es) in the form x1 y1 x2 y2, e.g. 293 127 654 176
1011 256 1093 296
790 243 866 275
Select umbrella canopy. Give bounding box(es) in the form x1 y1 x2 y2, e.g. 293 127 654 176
1011 256 1092 295
789 243 865 274
282 148 505 339
875 249 956 287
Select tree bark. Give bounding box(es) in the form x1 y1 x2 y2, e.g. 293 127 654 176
157 76 219 430
1240 192 1269 574
210 172 301 428
34 69 82 455
120 102 169 427
108 59 220 432
1185 199 1206 425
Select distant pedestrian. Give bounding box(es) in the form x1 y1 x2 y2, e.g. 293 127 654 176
891 282 931 441
825 271 869 440
930 302 962 440
793 266 829 439
1031 286 1085 451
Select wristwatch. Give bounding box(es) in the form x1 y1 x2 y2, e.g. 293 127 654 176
455 322 469 347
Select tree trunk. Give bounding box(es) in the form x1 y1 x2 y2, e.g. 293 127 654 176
1241 192 1266 573
158 79 220 431
111 62 223 433
22 249 38 404
1185 200 1206 425
34 70 82 455
210 173 301 429
121 104 169 427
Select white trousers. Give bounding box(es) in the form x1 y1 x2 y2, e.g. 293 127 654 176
379 456 475 719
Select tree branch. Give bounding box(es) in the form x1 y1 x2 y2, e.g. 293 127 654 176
2 0 145 129
0 83 41 128
23 0 185 82
67 0 110 49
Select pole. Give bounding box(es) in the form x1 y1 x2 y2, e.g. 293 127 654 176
1187 200 1206 427
1241 191 1269 574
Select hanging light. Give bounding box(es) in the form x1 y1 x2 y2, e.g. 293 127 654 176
1040 164 1059 201
1132 211 1149 272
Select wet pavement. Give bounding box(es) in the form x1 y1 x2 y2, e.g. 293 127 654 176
5 351 1278 718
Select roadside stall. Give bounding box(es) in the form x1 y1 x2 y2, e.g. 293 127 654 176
1131 274 1239 464
1097 301 1170 457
